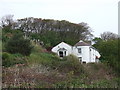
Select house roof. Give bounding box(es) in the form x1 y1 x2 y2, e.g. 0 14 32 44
61 42 72 47
74 40 91 46
58 48 67 51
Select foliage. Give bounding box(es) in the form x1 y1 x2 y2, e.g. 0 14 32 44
37 31 60 47
28 53 85 75
1 16 120 88
57 55 85 74
54 78 87 88
11 17 93 47
53 77 120 88
28 52 60 68
93 38 120 75
3 59 120 88
31 41 43 53
2 26 13 42
92 37 103 45
2 26 30 67
2 52 27 67
5 33 33 56
2 42 120 88
2 29 23 41
89 79 120 88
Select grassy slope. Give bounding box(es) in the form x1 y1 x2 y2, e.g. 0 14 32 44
2 42 120 88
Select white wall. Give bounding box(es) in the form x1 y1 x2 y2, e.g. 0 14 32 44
51 42 72 56
72 46 101 63
89 47 101 62
89 47 95 62
72 46 90 63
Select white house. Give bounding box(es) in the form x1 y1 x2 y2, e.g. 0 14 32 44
51 40 101 63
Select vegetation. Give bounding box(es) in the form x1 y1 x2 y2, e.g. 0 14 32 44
1 15 93 48
93 37 120 75
57 55 85 75
2 40 120 88
2 26 33 56
2 52 27 67
1 15 120 88
5 33 33 56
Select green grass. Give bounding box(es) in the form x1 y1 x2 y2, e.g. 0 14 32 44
53 77 120 88
28 52 60 67
31 42 43 53
2 52 27 67
27 42 61 67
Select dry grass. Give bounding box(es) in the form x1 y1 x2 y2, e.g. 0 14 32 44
3 62 120 88
83 63 115 82
2 64 66 88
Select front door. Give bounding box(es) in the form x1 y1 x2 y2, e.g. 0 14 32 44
59 51 63 57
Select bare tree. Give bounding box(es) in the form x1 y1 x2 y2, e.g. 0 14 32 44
100 31 118 41
0 15 14 27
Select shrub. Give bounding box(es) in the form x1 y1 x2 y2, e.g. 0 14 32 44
2 52 27 67
5 33 33 56
31 41 43 53
2 52 14 67
2 52 9 60
58 55 85 74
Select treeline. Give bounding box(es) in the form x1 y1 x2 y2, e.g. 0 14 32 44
1 15 93 47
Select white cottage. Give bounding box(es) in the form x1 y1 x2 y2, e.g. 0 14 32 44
51 40 101 63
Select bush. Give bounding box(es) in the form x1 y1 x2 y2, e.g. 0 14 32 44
5 33 33 56
2 52 27 67
93 39 120 75
2 52 14 67
57 55 85 74
2 52 9 60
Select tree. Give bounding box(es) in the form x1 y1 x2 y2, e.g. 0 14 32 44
93 32 120 74
12 17 93 46
5 33 33 56
100 32 118 41
0 15 14 27
2 26 23 42
93 38 120 75
92 37 103 47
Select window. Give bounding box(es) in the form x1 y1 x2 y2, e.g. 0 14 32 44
78 48 82 53
64 51 66 56
79 57 82 62
90 48 91 51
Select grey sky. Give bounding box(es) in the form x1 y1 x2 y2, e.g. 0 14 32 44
0 0 119 37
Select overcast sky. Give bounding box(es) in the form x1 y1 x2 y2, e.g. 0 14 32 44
0 0 119 37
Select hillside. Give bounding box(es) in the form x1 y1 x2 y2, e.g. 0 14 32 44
2 42 120 88
1 16 120 88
